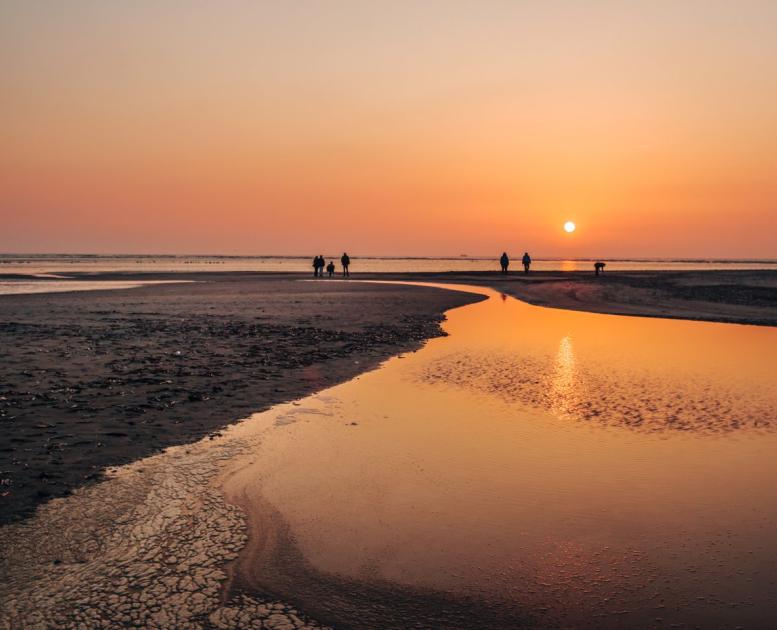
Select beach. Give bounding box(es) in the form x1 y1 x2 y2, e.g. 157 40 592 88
2 271 777 629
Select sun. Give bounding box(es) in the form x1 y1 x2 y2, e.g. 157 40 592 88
564 221 576 233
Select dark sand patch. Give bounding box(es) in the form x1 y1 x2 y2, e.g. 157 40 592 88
0 276 482 524
439 269 777 326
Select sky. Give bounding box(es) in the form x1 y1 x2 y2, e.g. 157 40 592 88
2 1 776 258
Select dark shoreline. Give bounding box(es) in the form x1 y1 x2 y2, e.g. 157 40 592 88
0 277 483 525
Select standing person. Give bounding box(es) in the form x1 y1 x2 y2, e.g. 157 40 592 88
326 260 335 278
317 255 325 277
499 252 510 274
522 252 532 274
312 255 320 277
341 252 351 278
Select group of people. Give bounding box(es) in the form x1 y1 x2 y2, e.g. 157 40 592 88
313 253 351 278
499 251 532 275
311 251 604 277
499 253 606 275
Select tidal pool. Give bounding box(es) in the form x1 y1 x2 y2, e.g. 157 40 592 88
224 283 777 628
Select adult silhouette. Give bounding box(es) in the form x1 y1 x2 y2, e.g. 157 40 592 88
312 256 320 277
594 261 606 276
341 252 351 277
522 252 532 274
499 252 510 274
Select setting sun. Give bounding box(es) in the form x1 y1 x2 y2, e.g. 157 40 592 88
564 221 576 233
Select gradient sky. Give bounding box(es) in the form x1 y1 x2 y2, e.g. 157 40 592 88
2 1 776 257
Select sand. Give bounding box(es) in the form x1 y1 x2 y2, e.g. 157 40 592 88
0 276 482 525
346 269 777 327
479 269 777 326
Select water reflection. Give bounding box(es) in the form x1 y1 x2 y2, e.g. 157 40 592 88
420 287 776 435
550 335 578 418
225 284 777 628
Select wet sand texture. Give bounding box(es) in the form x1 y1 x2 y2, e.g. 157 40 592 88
453 269 777 326
0 411 334 629
0 277 482 524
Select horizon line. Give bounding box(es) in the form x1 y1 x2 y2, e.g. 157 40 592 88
2 252 777 264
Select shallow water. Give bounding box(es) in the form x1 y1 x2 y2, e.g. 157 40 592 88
0 279 191 296
226 283 777 628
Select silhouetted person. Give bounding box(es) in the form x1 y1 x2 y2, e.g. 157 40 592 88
326 260 335 278
341 252 351 277
312 256 320 277
522 252 532 274
499 252 510 274
594 261 606 276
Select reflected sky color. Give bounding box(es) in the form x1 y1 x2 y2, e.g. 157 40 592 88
550 335 578 418
225 284 777 627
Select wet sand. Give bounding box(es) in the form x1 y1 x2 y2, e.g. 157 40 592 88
0 276 482 524
4 281 776 629
347 269 777 327
478 269 777 327
0 405 334 629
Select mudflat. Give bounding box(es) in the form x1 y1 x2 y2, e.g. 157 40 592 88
483 269 777 326
342 269 777 327
2 268 774 524
0 275 482 524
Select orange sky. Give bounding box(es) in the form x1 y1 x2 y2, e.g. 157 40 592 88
2 1 776 257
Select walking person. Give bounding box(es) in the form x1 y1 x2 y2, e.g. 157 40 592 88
499 252 510 274
341 252 351 278
522 252 532 274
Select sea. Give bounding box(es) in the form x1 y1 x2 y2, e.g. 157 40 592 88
2 253 776 275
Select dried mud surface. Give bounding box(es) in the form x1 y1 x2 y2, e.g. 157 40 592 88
0 411 331 629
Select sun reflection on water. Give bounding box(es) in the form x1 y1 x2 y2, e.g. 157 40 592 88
550 336 578 418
